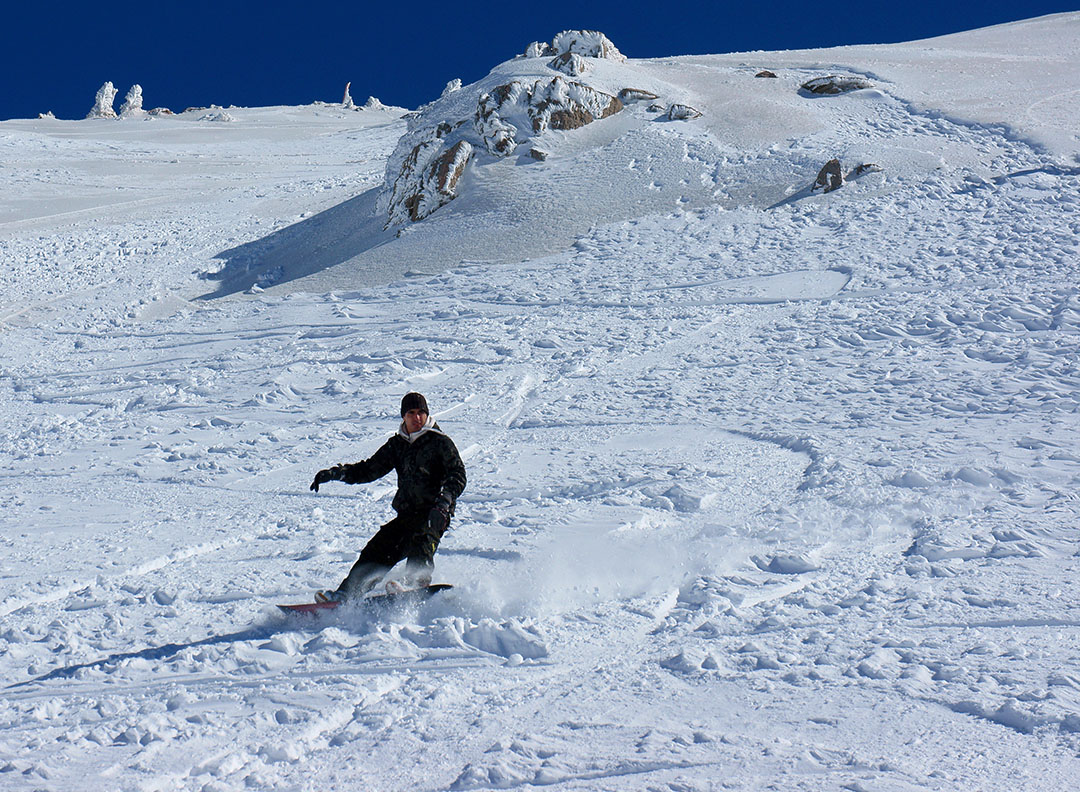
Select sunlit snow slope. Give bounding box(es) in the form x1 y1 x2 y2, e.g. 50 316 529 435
1 13 1079 792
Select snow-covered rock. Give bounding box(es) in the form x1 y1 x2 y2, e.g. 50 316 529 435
522 29 626 62
384 137 474 225
801 74 875 95
618 87 659 103
552 30 626 62
475 77 623 156
199 110 236 123
548 52 589 77
86 81 118 119
666 103 702 121
376 31 628 225
119 85 146 118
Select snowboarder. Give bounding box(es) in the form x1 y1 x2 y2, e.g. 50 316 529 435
309 392 467 602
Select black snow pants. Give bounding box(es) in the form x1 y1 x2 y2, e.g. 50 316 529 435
336 509 446 595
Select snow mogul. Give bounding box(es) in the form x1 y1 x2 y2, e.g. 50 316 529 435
309 392 467 603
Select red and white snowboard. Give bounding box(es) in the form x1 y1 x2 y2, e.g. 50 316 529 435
277 583 453 615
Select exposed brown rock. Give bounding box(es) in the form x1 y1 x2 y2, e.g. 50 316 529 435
435 141 472 194
545 107 589 131
813 158 844 193
755 70 778 78
400 140 475 221
811 160 884 195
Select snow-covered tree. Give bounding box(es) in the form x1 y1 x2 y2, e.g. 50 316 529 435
119 85 146 118
342 81 355 109
86 82 118 119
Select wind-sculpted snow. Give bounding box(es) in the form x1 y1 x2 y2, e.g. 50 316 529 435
524 30 626 62
2 13 1080 792
85 81 118 119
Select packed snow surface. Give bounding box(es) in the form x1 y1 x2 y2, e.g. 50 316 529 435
2 14 1080 792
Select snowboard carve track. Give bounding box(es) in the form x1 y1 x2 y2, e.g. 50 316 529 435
0 535 252 619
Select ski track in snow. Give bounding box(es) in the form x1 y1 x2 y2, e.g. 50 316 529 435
2 19 1080 792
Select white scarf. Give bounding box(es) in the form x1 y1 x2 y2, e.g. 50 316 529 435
399 414 438 444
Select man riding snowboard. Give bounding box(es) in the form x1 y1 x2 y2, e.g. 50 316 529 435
309 392 467 603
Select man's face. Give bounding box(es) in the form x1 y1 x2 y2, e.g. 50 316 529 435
403 408 428 433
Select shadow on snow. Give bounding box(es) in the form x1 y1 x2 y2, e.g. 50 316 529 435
195 186 392 300
8 625 278 689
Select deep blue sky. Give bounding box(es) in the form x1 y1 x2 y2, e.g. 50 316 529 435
2 1 1073 120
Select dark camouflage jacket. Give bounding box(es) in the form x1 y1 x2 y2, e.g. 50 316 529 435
333 421 466 515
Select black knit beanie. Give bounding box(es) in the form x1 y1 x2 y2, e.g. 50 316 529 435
400 392 429 417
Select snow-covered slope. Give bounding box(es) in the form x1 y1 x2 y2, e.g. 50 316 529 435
1 15 1079 792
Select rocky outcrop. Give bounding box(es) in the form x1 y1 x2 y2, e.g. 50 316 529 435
667 104 702 121
86 82 118 119
523 30 625 62
385 139 475 224
475 77 622 156
755 70 778 78
549 52 589 77
553 30 625 61
378 30 629 226
801 75 874 95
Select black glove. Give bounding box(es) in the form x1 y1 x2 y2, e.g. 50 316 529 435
427 493 453 534
310 466 342 493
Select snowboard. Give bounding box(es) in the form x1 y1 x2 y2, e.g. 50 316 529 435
277 583 453 615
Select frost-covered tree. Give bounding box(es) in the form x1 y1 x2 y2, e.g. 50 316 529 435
86 82 118 119
342 81 355 109
119 85 145 118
